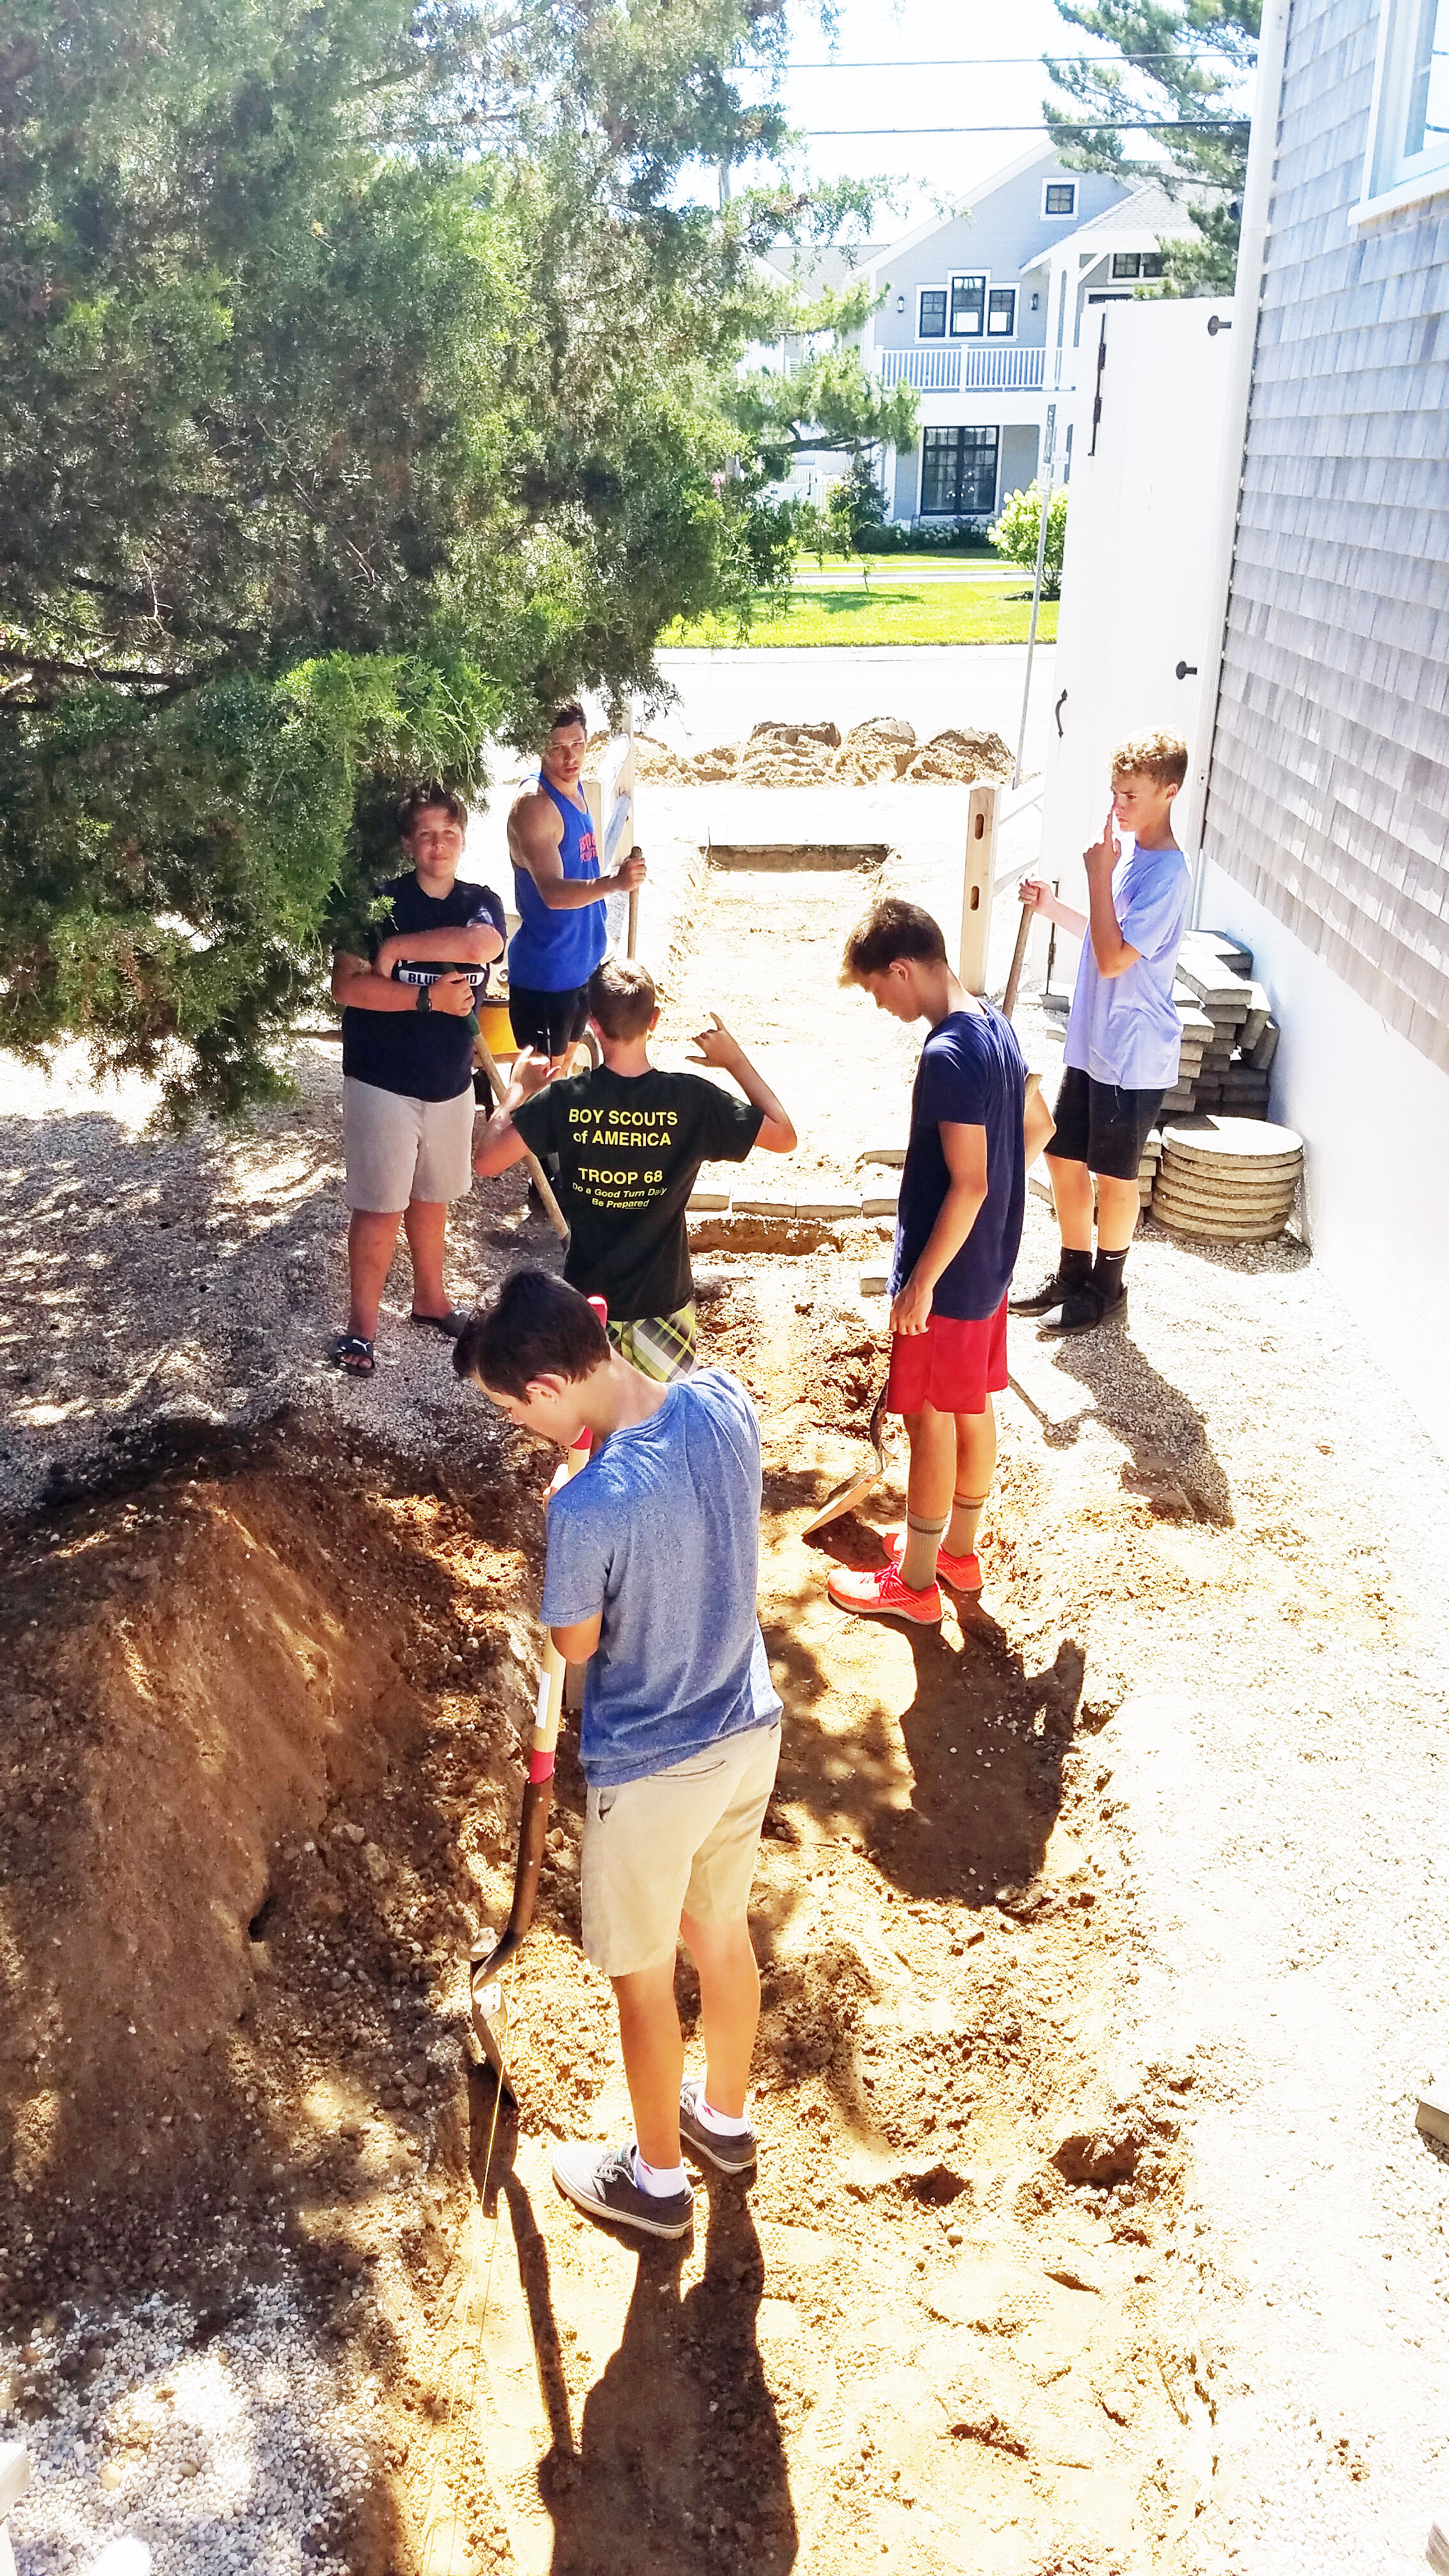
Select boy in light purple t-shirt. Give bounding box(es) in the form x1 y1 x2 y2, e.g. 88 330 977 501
1011 730 1191 1336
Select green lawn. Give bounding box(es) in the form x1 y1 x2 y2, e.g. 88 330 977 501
661 579 1059 649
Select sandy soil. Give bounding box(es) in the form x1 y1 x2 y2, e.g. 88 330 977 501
626 720 1013 791
3 799 1448 2575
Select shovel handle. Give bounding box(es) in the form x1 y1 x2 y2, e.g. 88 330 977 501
1001 901 1032 1022
479 1314 605 1974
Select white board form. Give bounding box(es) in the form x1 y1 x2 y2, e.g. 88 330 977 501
1035 296 1238 945
582 710 637 956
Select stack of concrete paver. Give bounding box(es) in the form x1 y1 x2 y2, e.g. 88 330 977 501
1160 930 1280 1119
1153 1116 1304 1242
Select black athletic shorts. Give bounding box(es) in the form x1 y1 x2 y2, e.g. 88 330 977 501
1045 1065 1165 1183
507 981 591 1057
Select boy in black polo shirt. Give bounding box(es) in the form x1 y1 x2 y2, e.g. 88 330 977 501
330 785 505 1377
473 958 795 1378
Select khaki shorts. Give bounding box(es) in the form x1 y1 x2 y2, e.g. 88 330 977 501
581 1722 781 1979
342 1077 474 1213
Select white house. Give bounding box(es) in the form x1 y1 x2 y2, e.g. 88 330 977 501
763 148 1197 528
863 154 1197 526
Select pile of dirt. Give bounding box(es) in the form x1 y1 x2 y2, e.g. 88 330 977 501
835 715 917 783
907 726 1013 783
0 1430 538 2227
627 717 1014 789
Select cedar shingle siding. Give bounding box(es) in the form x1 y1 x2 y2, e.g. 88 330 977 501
1205 0 1449 1073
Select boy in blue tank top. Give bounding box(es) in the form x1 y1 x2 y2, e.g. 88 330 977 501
507 702 648 1069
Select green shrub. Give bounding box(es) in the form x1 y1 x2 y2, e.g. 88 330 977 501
988 481 1069 597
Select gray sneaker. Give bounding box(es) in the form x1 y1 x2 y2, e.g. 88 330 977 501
551 2140 694 2241
678 2078 758 2177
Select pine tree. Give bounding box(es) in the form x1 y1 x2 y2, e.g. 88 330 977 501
0 0 898 1115
1043 3 1259 295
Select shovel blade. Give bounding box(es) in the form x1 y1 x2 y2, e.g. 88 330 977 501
801 1377 889 1537
802 1460 882 1536
469 1945 518 2103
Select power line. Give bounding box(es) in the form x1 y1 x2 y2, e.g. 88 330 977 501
778 54 1250 70
798 120 1249 135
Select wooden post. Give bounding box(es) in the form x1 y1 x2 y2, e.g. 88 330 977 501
958 781 999 994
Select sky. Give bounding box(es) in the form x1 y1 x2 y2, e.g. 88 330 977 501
732 0 1257 241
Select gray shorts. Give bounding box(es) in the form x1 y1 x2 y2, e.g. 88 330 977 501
581 1722 781 1979
342 1077 474 1213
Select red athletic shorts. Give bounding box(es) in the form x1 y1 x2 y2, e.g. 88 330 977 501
885 1292 1009 1418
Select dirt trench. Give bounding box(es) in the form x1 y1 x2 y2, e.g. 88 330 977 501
0 1266 1214 2576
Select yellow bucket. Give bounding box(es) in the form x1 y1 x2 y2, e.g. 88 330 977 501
475 994 518 1062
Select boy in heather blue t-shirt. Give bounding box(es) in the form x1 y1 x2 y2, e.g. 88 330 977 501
1014 730 1191 1337
455 1271 780 2245
829 898 1054 1628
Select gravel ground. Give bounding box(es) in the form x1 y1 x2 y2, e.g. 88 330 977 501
3 2283 370 2576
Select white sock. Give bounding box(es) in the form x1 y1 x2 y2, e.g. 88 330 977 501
690 2082 750 2138
632 2145 687 2198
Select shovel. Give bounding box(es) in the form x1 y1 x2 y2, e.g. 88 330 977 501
469 1300 606 2097
801 1374 890 1537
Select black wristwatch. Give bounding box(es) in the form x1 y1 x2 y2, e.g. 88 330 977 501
414 984 433 1014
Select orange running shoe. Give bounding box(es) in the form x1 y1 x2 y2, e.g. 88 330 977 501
882 1525 983 1595
827 1561 942 1625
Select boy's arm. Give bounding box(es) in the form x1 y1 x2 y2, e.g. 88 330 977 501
549 1612 602 1660
1023 1074 1055 1167
331 951 476 1014
514 788 647 908
891 1122 988 1336
473 1048 553 1176
1018 878 1087 940
689 1014 797 1151
374 923 503 972
1082 808 1142 981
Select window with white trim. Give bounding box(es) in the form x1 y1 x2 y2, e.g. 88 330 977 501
920 426 999 516
987 286 1017 336
1043 180 1077 217
1363 0 1449 211
949 273 986 336
1110 250 1165 280
919 286 947 339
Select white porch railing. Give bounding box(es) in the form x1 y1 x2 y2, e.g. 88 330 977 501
877 345 1048 393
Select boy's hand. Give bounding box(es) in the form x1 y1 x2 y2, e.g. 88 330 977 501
688 1012 744 1070
612 845 647 892
1018 876 1052 914
890 1270 933 1337
1084 806 1120 879
429 972 479 1016
506 1046 553 1101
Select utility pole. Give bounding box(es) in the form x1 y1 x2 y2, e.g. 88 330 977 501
1013 399 1057 791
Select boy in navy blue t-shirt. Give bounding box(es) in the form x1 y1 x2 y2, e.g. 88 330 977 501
1013 730 1191 1335
455 1271 781 2244
831 898 1054 1626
